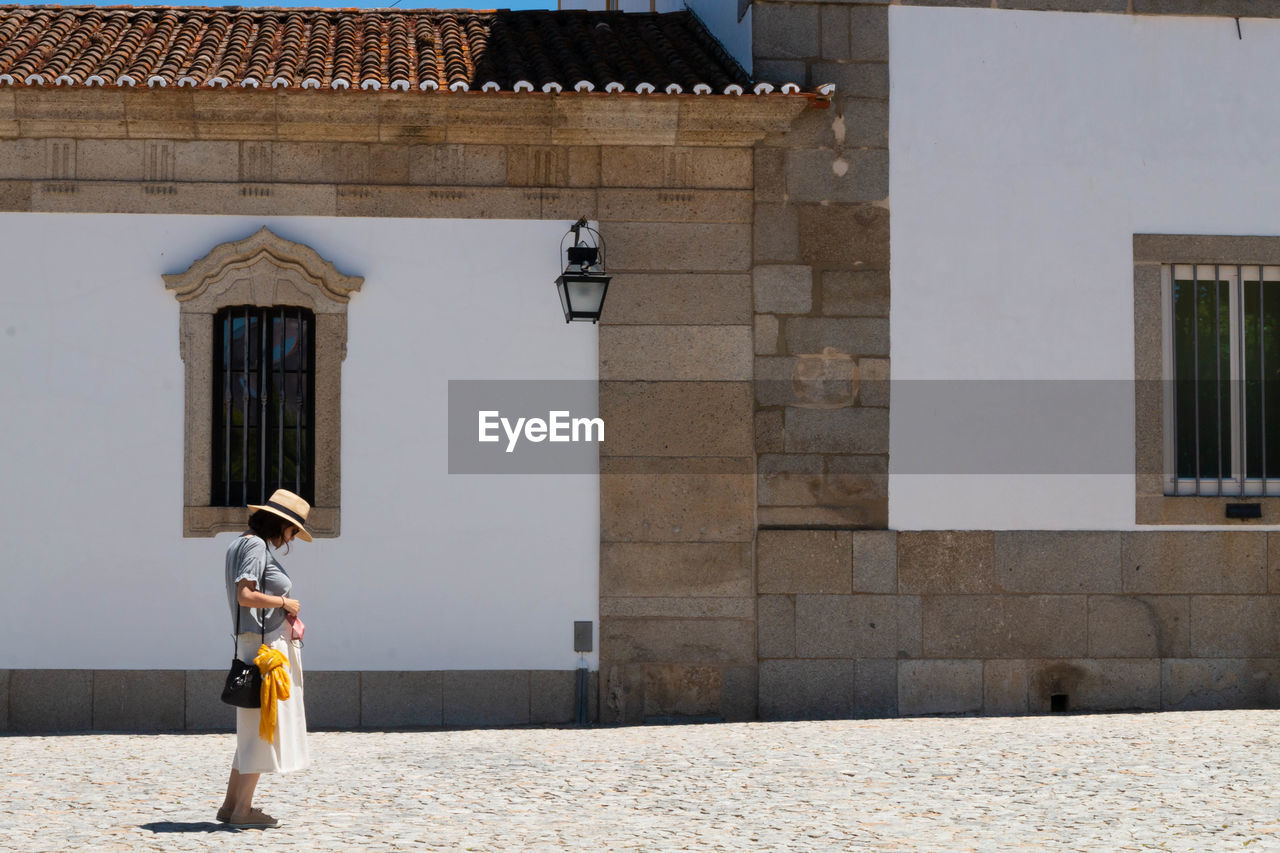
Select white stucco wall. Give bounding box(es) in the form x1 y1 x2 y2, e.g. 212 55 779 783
0 213 599 670
889 7 1280 530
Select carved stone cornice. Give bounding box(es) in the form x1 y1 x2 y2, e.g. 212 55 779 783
163 226 363 312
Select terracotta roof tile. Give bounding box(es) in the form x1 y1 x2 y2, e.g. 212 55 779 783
0 5 789 95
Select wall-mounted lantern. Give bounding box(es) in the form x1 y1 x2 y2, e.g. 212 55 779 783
555 218 611 323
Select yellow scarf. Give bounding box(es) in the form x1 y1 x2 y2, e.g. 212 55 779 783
253 644 291 742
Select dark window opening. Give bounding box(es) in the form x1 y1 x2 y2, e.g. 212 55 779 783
212 306 315 507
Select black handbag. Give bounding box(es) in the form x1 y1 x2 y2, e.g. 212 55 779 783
221 542 268 708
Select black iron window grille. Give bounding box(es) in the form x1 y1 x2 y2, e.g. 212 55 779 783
1168 264 1280 496
213 306 316 507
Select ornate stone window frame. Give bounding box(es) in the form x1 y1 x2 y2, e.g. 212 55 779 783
165 227 363 537
1134 233 1280 525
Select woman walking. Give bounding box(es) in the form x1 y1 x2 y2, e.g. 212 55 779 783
218 489 313 828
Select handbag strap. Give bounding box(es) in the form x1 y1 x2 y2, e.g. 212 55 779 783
232 535 269 654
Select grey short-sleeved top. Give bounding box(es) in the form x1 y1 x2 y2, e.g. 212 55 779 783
225 535 293 635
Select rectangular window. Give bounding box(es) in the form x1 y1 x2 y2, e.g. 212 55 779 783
212 306 315 507
1163 264 1280 496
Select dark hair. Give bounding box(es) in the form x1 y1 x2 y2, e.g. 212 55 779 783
247 509 294 555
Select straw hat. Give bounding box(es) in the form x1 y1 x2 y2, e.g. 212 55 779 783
248 489 313 542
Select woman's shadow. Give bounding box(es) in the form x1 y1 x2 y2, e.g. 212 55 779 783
139 821 242 833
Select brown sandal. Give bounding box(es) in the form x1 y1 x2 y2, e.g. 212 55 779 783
229 808 281 829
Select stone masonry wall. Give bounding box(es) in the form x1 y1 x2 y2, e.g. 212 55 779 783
752 1 890 530
759 529 1280 717
0 90 806 730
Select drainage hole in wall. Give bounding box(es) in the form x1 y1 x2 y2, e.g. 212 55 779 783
1050 694 1070 713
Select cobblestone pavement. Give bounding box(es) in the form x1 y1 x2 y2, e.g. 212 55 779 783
2 710 1279 852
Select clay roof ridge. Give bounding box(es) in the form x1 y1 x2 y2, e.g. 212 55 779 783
0 5 826 96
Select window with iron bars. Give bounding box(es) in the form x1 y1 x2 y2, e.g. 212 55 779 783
1164 264 1280 496
212 306 315 507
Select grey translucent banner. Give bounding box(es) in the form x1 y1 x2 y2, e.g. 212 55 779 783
450 378 1186 475
449 380 602 474
888 380 1138 475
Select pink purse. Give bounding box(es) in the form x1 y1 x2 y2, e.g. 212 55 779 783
286 613 306 641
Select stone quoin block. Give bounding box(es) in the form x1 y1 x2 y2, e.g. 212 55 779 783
185 670 234 731
360 671 443 728
599 222 753 272
530 670 579 725
754 356 800 408
721 666 757 722
74 139 143 180
600 542 754 597
755 409 785 453
0 139 49 179
600 325 753 381
600 463 754 543
600 146 752 189
757 529 852 595
754 148 785 203
753 203 800 264
1087 595 1190 658
753 2 822 60
600 618 755 666
1189 596 1280 658
899 660 983 716
984 660 1030 715
598 381 754 458
784 406 889 454
785 148 889 205
798 204 890 268
755 314 780 355
822 269 889 317
820 5 851 59
785 316 889 357
795 594 901 659
898 531 996 594
10 670 92 732
1122 532 1266 594
1028 660 1161 713
173 141 241 182
601 273 752 326
896 596 923 659
834 98 890 151
92 671 185 732
443 671 530 727
848 5 890 62
0 180 31 211
642 665 723 719
599 189 753 225
923 596 1089 659
753 264 813 315
855 659 898 717
1162 659 1277 711
757 454 886 508
851 530 898 593
758 595 796 659
758 659 857 720
303 671 362 729
994 531 1124 594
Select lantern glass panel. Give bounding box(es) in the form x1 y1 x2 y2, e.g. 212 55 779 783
568 277 607 315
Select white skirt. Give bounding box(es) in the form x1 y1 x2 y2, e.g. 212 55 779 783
233 625 310 775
